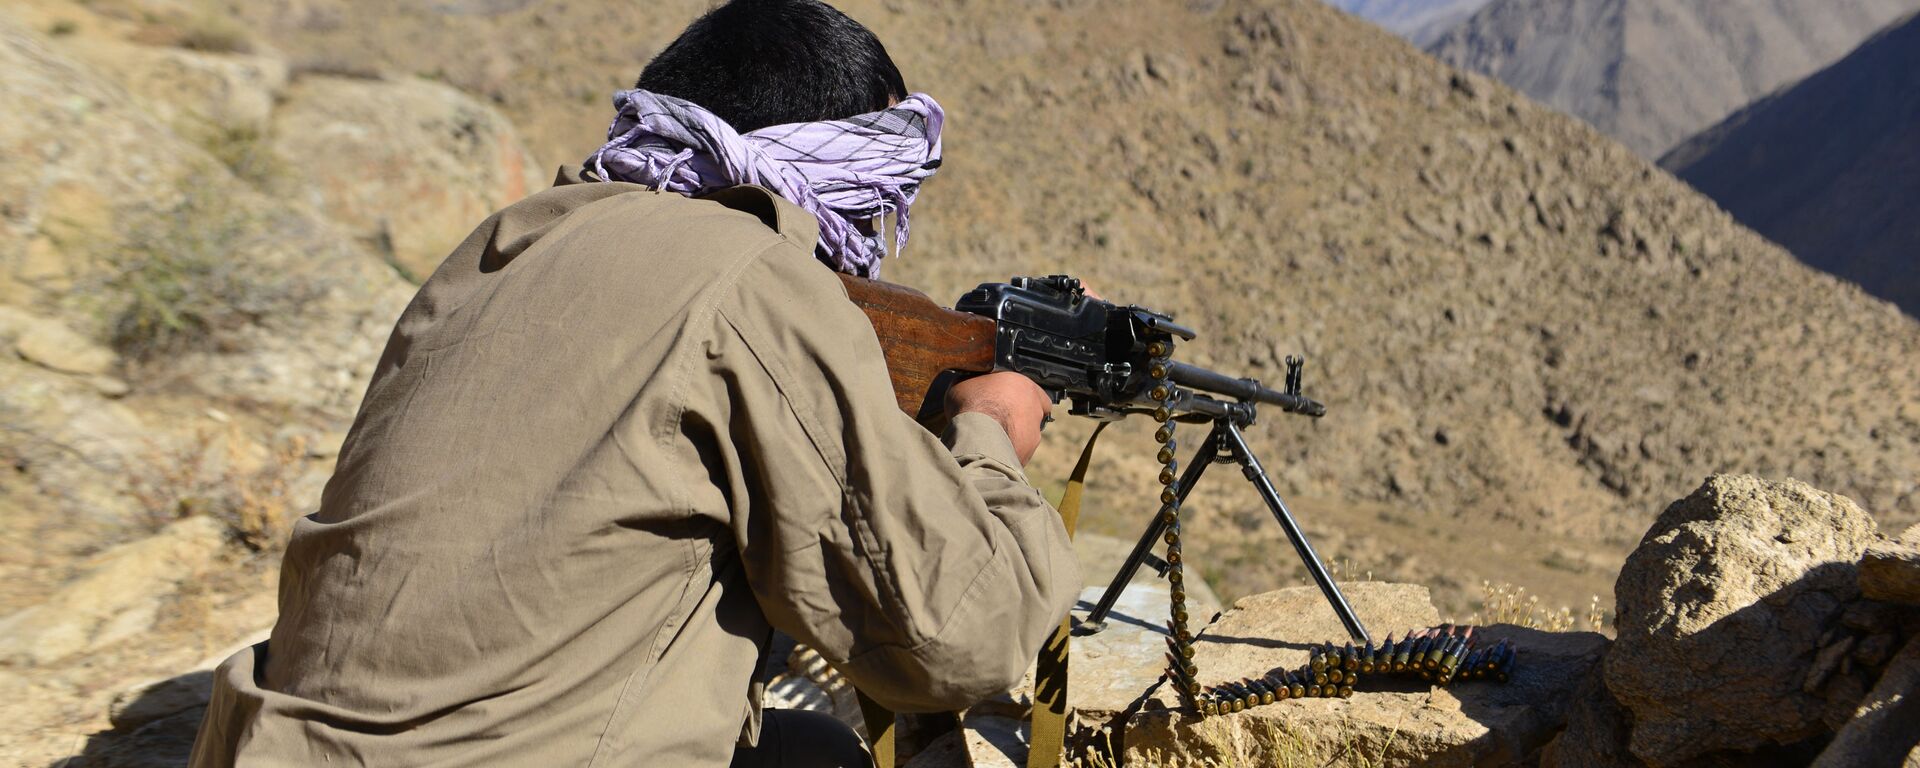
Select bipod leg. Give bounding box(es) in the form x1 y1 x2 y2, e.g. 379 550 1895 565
1078 420 1224 634
1219 421 1372 646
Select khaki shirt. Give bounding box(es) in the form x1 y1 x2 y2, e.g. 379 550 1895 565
189 172 1079 766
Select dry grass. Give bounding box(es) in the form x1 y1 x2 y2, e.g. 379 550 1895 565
1467 580 1609 632
127 424 308 550
194 124 286 188
92 185 320 362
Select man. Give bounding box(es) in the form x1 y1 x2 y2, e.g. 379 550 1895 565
188 1 1078 766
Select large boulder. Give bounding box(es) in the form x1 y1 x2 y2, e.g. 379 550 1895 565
268 74 546 279
1607 475 1878 766
1123 583 1607 766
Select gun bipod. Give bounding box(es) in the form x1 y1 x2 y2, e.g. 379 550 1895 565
1073 388 1371 716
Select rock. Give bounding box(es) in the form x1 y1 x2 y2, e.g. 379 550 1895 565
0 516 226 665
1860 523 1920 606
1063 532 1223 721
14 316 115 374
268 74 546 278
68 40 289 137
1124 583 1607 766
1608 475 1878 766
0 303 36 340
1539 663 1640 768
969 533 1224 726
1811 634 1920 768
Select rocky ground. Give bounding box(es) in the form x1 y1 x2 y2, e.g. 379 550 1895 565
111 0 1920 621
0 0 540 762
4 0 1920 764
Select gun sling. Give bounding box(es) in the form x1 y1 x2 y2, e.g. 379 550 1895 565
861 425 1105 768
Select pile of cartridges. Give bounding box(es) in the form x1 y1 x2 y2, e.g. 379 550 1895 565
1174 625 1518 717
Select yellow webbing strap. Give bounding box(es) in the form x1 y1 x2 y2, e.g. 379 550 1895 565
1027 423 1106 768
858 688 897 768
861 424 1106 768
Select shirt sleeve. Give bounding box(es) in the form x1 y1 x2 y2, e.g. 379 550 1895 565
704 244 1079 713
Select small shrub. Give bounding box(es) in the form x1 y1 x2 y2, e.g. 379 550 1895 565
94 186 321 361
48 19 79 37
195 124 285 187
128 425 307 550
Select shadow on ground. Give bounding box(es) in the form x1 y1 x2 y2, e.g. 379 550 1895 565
56 670 210 768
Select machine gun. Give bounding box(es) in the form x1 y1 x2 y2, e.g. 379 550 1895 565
838 273 1372 717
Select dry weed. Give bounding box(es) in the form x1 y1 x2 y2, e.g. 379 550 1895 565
91 184 320 362
1469 580 1610 632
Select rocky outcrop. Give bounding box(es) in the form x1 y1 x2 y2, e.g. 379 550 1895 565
13 313 116 375
0 517 226 666
1861 523 1920 606
1607 475 1878 765
1537 664 1637 768
1812 633 1920 768
268 74 546 279
68 40 289 138
1123 583 1607 766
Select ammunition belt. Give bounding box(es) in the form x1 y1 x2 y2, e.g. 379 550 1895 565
1169 624 1520 716
1147 355 1518 715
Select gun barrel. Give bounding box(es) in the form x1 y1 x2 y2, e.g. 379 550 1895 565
1165 362 1327 417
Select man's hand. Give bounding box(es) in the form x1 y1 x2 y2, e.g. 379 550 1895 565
945 372 1052 465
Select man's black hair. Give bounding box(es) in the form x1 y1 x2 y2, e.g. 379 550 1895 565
637 0 907 132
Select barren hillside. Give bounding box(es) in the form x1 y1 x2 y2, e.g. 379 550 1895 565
1662 13 1920 318
6 0 1920 761
224 0 1920 609
1428 0 1920 156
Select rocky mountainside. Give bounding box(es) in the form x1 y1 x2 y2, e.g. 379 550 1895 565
0 0 544 762
5 0 1920 763
1661 13 1920 318
1323 0 1492 45
232 0 1920 604
1428 0 1920 157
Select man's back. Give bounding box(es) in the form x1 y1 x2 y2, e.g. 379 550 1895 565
189 176 1078 766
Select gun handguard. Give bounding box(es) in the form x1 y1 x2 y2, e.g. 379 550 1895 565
837 273 1325 422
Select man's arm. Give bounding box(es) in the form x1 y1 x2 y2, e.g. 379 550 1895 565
706 245 1078 712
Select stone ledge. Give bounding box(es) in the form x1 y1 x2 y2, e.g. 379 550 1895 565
1124 583 1606 767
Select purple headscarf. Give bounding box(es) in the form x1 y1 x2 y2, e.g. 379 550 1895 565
584 89 945 279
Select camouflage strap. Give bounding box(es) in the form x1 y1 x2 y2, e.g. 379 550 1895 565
1027 423 1106 768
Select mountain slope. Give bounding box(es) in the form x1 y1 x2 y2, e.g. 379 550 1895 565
1428 0 1920 156
1324 0 1491 45
1662 13 1920 318
228 0 1920 611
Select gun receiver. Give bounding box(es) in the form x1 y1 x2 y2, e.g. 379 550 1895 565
838 273 1326 423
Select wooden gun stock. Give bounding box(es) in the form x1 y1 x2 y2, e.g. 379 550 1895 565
837 274 998 418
